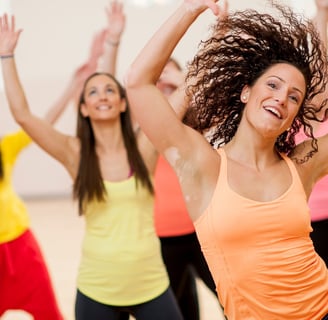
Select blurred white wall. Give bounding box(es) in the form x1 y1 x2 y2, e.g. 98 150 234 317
0 0 317 198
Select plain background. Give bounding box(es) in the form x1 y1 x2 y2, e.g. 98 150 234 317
0 0 316 198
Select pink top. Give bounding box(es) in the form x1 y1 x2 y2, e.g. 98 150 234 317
154 156 195 237
295 123 328 221
194 148 328 319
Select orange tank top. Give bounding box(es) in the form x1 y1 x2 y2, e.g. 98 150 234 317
194 148 328 320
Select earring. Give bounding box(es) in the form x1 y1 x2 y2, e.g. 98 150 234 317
242 96 247 102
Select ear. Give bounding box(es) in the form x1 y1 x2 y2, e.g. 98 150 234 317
80 103 89 117
240 85 250 103
120 98 127 113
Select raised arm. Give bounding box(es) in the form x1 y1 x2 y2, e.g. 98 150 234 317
313 0 328 49
125 0 219 156
99 0 125 75
302 0 328 183
0 14 79 175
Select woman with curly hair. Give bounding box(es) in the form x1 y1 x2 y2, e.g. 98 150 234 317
125 0 328 319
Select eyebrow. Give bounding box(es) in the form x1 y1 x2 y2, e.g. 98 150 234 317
269 75 304 96
86 83 113 91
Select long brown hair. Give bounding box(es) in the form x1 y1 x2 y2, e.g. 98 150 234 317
73 72 153 215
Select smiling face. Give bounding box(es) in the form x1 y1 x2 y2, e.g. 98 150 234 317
240 63 306 139
80 74 126 121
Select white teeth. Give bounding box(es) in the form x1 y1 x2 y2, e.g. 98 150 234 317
264 106 281 119
97 105 110 110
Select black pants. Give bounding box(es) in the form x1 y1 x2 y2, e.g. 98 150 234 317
160 232 218 320
75 287 183 320
310 219 328 267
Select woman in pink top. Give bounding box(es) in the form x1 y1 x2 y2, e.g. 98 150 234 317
126 0 328 319
155 57 218 320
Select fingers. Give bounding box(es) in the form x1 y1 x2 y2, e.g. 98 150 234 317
218 0 228 19
106 0 123 17
0 14 21 33
0 14 9 32
11 15 15 32
0 14 23 55
185 0 220 16
205 0 220 15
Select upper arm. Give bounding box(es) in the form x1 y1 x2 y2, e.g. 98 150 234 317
127 84 191 157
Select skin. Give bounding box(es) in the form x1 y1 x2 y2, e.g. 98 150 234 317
79 75 136 183
125 0 328 222
1 69 157 186
224 63 305 203
101 0 126 75
0 12 183 187
156 60 185 97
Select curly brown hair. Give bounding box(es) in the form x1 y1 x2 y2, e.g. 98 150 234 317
185 1 328 162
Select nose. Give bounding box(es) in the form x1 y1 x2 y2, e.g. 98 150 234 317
274 90 288 107
99 91 108 101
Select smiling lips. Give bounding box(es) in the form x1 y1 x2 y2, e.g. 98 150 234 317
263 106 282 119
96 105 112 110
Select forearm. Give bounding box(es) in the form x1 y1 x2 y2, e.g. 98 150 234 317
314 11 328 49
99 39 120 75
1 56 31 125
125 4 200 87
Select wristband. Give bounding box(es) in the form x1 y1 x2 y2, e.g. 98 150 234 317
0 54 14 59
106 39 120 47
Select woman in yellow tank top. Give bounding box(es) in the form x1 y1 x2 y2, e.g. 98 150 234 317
125 0 328 319
0 54 98 319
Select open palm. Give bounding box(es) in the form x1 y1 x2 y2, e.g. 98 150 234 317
0 14 22 55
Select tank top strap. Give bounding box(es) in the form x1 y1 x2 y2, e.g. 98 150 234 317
217 148 227 184
279 153 305 194
128 166 134 178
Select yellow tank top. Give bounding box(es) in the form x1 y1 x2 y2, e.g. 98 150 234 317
0 130 32 244
77 176 169 305
194 148 328 319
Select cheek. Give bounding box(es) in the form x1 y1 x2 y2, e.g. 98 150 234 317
289 104 301 119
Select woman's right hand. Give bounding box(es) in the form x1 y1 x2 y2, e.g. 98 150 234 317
0 14 22 56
